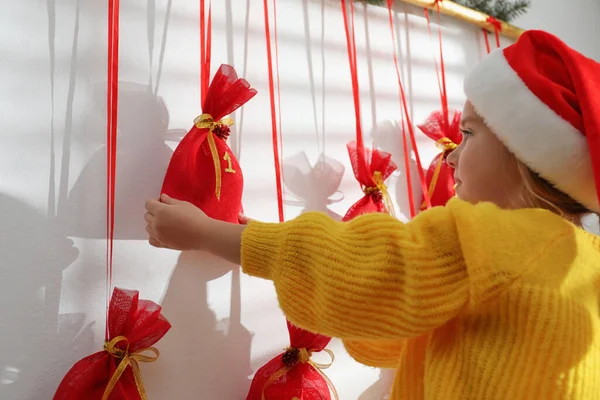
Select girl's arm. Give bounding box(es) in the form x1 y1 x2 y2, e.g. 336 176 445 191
342 339 405 368
240 208 469 340
146 195 567 341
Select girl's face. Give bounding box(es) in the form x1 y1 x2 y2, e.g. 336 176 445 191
446 101 523 208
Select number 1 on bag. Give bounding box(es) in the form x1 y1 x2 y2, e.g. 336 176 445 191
224 152 236 173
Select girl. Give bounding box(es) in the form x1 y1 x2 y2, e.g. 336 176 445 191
145 30 600 399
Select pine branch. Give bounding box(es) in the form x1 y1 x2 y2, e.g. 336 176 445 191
496 0 530 22
454 0 496 18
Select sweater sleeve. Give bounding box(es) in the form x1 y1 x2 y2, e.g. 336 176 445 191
342 339 405 368
241 205 469 340
241 199 568 340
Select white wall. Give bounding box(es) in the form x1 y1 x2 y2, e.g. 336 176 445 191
0 0 597 399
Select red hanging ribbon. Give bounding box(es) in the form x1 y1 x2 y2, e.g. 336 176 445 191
273 0 285 216
200 0 205 103
482 17 502 54
487 17 502 48
483 28 491 54
386 0 431 216
200 0 212 105
424 3 449 133
263 0 285 222
387 0 414 217
420 1 465 209
106 0 120 341
340 0 369 181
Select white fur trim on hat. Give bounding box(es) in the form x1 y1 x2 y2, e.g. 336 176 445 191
464 49 599 213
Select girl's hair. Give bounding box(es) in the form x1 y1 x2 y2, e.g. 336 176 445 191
516 161 593 225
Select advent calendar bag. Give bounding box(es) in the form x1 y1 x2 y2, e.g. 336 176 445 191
53 288 171 400
247 321 335 400
161 64 257 223
343 141 397 221
418 109 462 208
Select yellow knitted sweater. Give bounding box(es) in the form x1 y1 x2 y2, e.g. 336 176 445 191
241 199 600 399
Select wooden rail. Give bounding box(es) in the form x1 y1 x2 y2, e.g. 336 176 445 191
393 0 525 40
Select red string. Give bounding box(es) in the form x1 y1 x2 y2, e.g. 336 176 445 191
424 10 442 100
206 5 212 96
340 0 369 181
263 0 284 222
106 0 120 341
106 0 113 338
200 0 211 105
400 119 415 214
487 17 502 48
435 4 449 132
424 8 448 133
386 0 430 216
200 0 205 105
482 17 501 55
483 28 491 54
273 0 285 209
422 4 455 210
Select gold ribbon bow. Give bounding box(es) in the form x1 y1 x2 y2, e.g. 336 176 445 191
101 336 160 400
420 137 458 210
363 171 396 218
194 113 235 201
261 348 339 400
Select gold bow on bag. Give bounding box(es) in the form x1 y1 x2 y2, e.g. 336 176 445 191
261 347 339 400
101 336 160 400
363 171 396 217
194 113 235 201
420 137 458 210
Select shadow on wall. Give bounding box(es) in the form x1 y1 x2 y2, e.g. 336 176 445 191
283 152 345 220
144 252 254 399
0 1 97 398
0 195 94 400
61 82 184 240
372 120 423 221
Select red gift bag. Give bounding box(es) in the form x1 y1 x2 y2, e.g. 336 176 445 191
53 288 171 400
161 64 257 223
418 110 462 208
247 321 336 400
343 141 397 221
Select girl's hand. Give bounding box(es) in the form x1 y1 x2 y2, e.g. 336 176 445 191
145 194 246 265
145 194 212 251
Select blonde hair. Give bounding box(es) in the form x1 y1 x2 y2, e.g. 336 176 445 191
515 161 592 225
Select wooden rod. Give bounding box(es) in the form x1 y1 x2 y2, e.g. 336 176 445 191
395 0 525 40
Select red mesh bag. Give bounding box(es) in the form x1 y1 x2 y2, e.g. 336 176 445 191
418 109 462 208
247 321 336 400
53 288 171 400
161 64 257 223
343 141 397 221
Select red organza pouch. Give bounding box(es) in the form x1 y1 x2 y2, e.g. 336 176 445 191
161 64 257 223
247 321 336 400
343 141 397 221
53 288 171 400
418 109 462 208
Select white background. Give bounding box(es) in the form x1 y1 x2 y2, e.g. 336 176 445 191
1 0 599 399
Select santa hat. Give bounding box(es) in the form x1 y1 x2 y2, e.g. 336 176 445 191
464 30 600 213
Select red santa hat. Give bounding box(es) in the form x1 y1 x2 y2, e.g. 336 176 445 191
464 30 600 213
